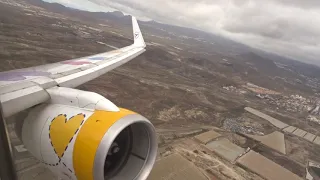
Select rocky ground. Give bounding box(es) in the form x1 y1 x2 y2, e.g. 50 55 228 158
1 0 320 179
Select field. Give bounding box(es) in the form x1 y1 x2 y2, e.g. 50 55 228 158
1 0 320 179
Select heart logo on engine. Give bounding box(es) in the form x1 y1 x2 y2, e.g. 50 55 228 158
49 114 86 158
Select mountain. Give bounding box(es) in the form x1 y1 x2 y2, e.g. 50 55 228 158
20 0 320 88
24 0 251 53
24 0 130 23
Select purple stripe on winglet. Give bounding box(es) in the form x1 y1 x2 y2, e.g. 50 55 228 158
0 71 51 81
61 60 92 65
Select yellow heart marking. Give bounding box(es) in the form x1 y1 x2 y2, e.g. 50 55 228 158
49 114 85 158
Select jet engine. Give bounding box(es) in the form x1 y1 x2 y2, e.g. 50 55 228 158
15 87 157 180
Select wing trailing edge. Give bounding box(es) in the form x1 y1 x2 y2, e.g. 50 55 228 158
0 16 147 117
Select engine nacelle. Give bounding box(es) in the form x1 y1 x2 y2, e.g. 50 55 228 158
17 87 157 180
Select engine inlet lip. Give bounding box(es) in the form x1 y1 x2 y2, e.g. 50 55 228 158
93 114 157 180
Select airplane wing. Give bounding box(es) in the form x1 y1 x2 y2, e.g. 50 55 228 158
0 16 146 118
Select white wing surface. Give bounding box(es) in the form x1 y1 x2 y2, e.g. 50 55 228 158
0 16 146 117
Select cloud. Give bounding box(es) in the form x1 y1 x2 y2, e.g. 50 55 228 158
45 0 320 65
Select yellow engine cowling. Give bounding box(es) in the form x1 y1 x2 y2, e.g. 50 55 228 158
17 89 157 180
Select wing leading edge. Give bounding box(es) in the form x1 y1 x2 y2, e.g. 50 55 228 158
0 16 146 117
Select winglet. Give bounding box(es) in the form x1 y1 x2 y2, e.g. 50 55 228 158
132 16 146 48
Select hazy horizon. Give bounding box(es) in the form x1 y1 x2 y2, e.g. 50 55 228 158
44 0 320 66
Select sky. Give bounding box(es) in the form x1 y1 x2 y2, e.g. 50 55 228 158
44 0 320 65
